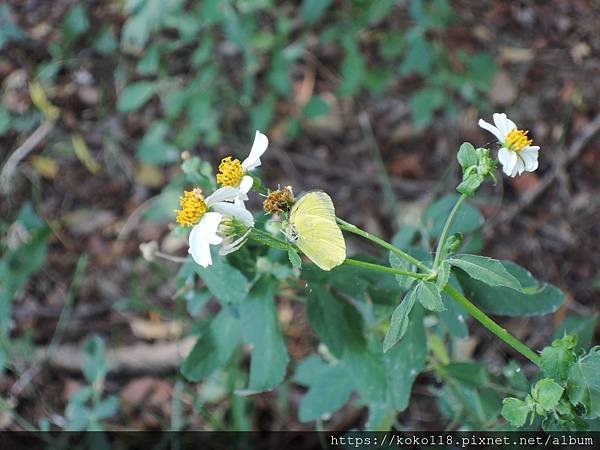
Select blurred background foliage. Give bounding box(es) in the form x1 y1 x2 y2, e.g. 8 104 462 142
1 0 599 432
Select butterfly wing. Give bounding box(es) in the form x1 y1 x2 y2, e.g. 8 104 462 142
290 191 346 271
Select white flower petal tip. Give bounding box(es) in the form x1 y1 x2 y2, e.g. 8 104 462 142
188 212 223 267
242 130 269 171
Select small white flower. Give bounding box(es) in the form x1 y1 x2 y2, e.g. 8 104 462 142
216 130 269 206
478 113 540 177
176 186 254 267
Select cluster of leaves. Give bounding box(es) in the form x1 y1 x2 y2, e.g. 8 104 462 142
115 0 496 168
51 336 120 431
503 335 600 431
174 150 578 429
0 204 50 376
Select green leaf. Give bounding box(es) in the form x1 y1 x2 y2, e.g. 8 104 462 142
117 81 157 112
449 254 521 290
502 397 532 428
384 305 426 411
303 95 331 119
457 142 478 169
532 378 564 413
541 335 577 382
288 247 302 269
383 287 417 352
457 174 486 198
456 261 566 316
62 4 90 45
338 36 365 97
307 285 365 357
567 347 600 419
436 260 451 290
415 280 445 312
301 0 332 24
238 277 289 393
409 87 445 127
82 336 108 384
444 362 488 388
293 355 330 386
554 313 598 351
193 255 249 305
298 364 353 422
389 252 415 290
181 309 240 381
425 194 484 239
137 121 179 164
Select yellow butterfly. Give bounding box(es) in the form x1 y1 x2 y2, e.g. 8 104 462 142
285 191 346 271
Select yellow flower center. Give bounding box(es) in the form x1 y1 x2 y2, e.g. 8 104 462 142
175 188 208 227
505 129 533 151
216 157 244 187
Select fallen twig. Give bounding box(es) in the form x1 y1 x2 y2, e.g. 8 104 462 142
0 120 55 194
40 336 196 375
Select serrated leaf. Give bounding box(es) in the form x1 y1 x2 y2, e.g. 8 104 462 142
193 254 249 305
436 260 451 289
384 305 426 411
449 254 521 290
383 287 417 352
567 347 600 419
238 276 289 393
541 335 577 382
532 378 564 413
502 397 531 428
298 364 353 422
307 285 365 357
456 261 566 316
181 309 240 381
415 280 445 312
389 252 415 290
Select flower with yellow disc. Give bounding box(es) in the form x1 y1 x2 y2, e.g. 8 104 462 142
216 130 269 206
175 186 254 267
479 113 540 177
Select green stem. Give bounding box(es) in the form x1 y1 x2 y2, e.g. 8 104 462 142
443 285 541 366
344 258 429 280
337 218 431 274
433 193 466 270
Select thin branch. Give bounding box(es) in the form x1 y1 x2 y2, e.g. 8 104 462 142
0 120 55 194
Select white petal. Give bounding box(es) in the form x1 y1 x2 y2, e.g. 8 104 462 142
241 130 268 171
205 186 238 206
498 147 517 176
520 147 539 172
478 118 504 141
188 212 223 267
211 202 254 227
493 113 517 137
512 157 525 177
239 175 253 195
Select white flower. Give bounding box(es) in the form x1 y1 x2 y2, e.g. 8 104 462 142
478 113 540 177
216 130 269 206
176 186 254 267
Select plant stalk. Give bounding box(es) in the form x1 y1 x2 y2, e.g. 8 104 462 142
443 284 541 366
433 193 467 270
337 218 431 274
344 258 429 280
